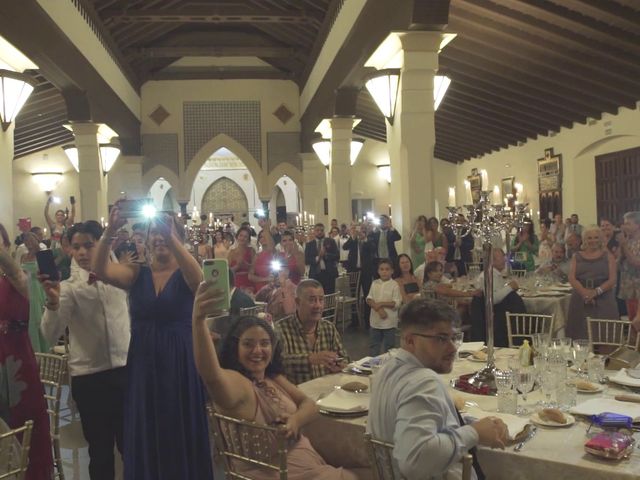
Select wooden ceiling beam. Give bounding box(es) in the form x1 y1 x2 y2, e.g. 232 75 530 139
497 0 640 55
445 90 557 132
14 128 72 146
434 138 481 159
299 0 342 87
434 120 511 152
148 67 293 80
553 0 640 33
450 78 577 127
131 45 300 58
457 0 640 71
442 46 617 115
434 144 474 162
441 99 541 139
18 97 66 116
104 7 318 24
14 135 73 159
15 113 68 133
447 11 640 94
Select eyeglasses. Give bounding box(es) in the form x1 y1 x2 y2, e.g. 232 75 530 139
412 332 464 347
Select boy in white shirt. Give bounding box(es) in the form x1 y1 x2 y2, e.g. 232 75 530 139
367 258 402 356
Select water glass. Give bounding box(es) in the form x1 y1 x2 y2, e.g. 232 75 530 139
540 369 558 407
557 381 578 410
497 390 518 415
559 338 573 365
548 353 567 380
588 355 606 383
532 333 549 358
495 370 514 393
572 339 591 376
516 366 535 415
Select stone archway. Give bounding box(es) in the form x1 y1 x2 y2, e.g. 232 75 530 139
201 177 249 220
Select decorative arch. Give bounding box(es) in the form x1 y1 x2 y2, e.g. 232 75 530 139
574 134 638 158
267 162 303 196
142 164 180 197
201 177 249 220
184 133 265 200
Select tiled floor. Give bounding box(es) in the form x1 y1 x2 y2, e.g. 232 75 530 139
55 326 371 479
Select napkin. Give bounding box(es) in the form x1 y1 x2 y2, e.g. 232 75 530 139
609 369 640 388
570 397 640 421
466 407 529 438
459 342 485 353
316 389 370 413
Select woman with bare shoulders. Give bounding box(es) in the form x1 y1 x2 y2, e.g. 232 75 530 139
93 204 213 480
228 226 256 293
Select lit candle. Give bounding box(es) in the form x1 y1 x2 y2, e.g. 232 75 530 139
529 208 533 218
310 214 315 224
209 212 213 225
43 228 47 236
464 180 472 205
515 182 524 200
480 170 489 190
492 185 500 205
304 211 308 223
100 217 105 227
448 187 456 207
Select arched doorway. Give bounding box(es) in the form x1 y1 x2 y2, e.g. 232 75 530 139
148 177 179 211
201 177 249 221
270 175 301 225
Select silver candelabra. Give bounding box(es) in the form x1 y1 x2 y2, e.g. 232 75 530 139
448 190 529 394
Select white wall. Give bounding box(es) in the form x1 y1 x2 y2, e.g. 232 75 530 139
12 146 80 230
456 106 640 226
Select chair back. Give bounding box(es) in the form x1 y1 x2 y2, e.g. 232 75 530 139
207 407 288 480
0 420 34 480
587 317 640 351
346 271 361 298
510 269 527 278
35 353 67 479
240 304 268 317
465 262 482 276
322 293 339 323
364 433 472 480
505 312 554 348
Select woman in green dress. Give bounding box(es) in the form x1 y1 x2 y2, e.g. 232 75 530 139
511 220 540 272
18 232 49 353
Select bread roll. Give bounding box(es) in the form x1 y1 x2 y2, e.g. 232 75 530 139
574 379 598 391
341 381 368 393
472 350 487 361
539 408 566 424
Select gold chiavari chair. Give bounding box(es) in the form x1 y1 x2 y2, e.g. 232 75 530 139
0 420 33 480
364 433 472 480
505 312 554 348
207 407 289 480
35 353 68 480
587 317 640 353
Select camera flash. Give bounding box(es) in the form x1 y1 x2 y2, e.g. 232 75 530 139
270 260 281 272
142 204 157 218
52 196 61 204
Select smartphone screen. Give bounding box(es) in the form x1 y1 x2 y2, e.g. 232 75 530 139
117 199 148 218
202 259 231 311
36 249 60 281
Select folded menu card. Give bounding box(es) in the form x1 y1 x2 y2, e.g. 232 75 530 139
570 398 640 421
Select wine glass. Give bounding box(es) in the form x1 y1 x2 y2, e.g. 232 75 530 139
559 338 573 365
495 370 514 393
516 366 535 415
572 339 591 377
540 369 557 407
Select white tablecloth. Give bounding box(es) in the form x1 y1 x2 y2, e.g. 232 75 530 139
299 349 640 479
521 293 571 336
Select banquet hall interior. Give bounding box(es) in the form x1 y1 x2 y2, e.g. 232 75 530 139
1 0 640 479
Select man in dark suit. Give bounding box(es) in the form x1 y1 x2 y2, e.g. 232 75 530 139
343 225 376 326
305 223 339 294
368 214 402 265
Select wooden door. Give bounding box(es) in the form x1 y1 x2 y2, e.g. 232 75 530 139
595 147 640 222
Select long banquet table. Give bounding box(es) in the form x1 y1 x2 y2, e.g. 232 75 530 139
299 349 640 480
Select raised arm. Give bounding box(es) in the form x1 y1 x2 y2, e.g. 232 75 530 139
44 196 55 230
192 282 253 410
66 197 76 226
157 214 203 293
93 205 139 290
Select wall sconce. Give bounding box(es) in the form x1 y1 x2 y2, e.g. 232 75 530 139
32 172 63 192
311 137 365 167
0 69 37 131
365 68 400 125
99 141 121 174
377 164 391 184
62 144 79 172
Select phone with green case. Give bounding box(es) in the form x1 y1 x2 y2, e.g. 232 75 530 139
202 258 231 311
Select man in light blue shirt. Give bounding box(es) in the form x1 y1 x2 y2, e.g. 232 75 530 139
367 299 509 480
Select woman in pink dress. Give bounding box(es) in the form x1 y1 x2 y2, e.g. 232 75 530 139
249 226 277 292
192 285 366 480
228 226 256 294
0 224 53 480
281 231 305 284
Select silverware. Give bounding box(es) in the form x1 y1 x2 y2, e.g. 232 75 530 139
514 425 537 452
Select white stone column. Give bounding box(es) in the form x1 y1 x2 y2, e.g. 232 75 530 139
0 124 15 239
387 31 446 253
70 122 107 221
328 117 357 225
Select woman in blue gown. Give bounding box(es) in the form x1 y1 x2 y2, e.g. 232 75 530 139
94 209 213 480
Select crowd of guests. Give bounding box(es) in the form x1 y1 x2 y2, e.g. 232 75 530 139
2 199 640 480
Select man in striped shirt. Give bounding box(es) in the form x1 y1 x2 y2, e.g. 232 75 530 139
274 279 349 384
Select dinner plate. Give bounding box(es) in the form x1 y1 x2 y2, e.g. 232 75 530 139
576 383 604 394
316 389 370 414
467 355 488 363
530 412 575 428
609 369 640 388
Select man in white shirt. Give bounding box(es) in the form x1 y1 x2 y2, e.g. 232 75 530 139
536 243 570 282
40 221 130 480
368 298 508 479
477 249 519 304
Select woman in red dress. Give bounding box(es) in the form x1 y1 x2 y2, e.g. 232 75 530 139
281 230 305 284
0 223 53 479
228 226 256 294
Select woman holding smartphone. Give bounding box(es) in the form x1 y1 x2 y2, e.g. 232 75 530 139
19 232 49 353
93 205 213 480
